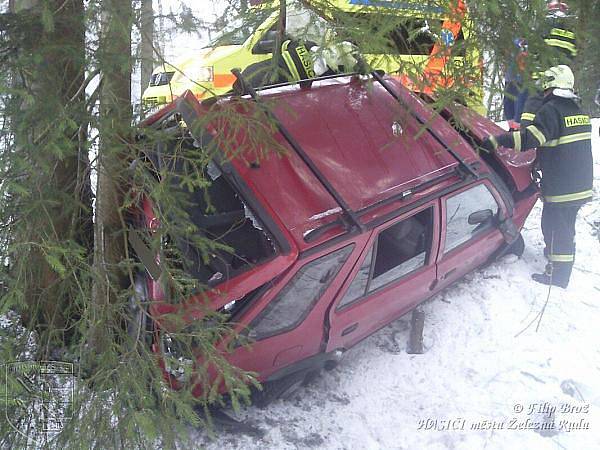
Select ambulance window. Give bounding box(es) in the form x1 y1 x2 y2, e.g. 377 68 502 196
249 245 353 340
331 13 439 55
386 18 439 55
211 7 275 46
444 184 499 253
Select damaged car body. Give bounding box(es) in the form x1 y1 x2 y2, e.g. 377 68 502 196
130 71 538 404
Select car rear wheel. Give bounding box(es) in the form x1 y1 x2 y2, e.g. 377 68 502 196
253 370 312 407
507 233 525 257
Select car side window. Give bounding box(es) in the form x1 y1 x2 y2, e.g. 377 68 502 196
337 246 373 310
249 245 353 340
369 207 432 292
337 207 433 309
444 184 499 254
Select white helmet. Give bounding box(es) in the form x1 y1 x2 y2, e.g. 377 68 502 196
542 65 574 90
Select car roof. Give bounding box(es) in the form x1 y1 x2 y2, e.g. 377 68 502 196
189 76 484 251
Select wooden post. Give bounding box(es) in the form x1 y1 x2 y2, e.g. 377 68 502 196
407 308 425 354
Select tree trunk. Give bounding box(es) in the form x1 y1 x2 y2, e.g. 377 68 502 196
10 0 89 350
270 0 286 84
140 0 154 109
573 0 600 113
91 0 133 353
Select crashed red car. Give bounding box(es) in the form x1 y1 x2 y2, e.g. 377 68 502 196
131 73 538 403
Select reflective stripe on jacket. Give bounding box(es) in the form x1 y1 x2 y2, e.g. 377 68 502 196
281 40 315 82
543 15 577 63
544 26 577 60
520 92 545 127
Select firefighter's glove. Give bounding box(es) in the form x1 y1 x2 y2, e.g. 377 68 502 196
480 135 499 154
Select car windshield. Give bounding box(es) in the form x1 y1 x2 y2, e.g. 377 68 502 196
210 7 275 46
144 119 277 287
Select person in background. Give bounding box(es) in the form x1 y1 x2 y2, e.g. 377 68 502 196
503 1 577 131
233 3 362 93
233 38 361 93
502 37 529 131
519 0 577 128
482 65 593 289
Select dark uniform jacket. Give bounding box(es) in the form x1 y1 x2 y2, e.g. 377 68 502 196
520 18 577 126
494 93 593 206
234 39 316 93
543 18 577 62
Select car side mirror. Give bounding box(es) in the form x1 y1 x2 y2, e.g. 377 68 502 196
468 209 494 225
253 30 277 54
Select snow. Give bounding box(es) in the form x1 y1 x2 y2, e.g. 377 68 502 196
192 119 600 449
309 208 343 221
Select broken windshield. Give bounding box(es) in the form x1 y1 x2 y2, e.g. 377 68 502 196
145 121 277 286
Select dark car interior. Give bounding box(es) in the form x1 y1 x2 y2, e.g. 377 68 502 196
146 126 276 285
373 207 432 279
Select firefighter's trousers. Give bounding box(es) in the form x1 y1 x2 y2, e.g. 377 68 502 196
541 203 581 286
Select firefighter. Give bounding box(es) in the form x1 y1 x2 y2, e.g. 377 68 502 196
520 0 577 128
504 1 577 131
232 38 362 94
502 38 529 131
482 65 593 288
542 0 577 64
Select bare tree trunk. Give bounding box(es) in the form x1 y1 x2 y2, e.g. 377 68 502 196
270 0 286 84
140 0 154 107
91 0 133 353
573 0 600 113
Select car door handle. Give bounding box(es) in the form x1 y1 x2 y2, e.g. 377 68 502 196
341 323 359 336
443 268 456 279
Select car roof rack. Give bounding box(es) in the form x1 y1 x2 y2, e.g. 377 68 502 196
229 68 481 240
232 68 365 234
369 70 479 179
223 68 478 180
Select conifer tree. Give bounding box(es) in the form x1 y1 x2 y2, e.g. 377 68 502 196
0 0 597 448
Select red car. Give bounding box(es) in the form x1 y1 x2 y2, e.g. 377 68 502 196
130 72 538 404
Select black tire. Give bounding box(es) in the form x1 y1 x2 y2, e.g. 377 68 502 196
252 370 309 408
507 233 525 257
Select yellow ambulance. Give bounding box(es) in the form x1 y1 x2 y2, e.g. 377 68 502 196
142 0 483 112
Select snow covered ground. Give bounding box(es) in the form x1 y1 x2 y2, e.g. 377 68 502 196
192 120 600 450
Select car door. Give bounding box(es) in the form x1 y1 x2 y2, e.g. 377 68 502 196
434 180 508 290
326 200 440 351
225 240 367 381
